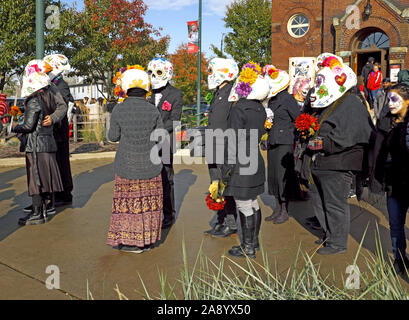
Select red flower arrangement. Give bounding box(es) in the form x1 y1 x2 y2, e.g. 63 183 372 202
295 113 319 139
205 193 226 211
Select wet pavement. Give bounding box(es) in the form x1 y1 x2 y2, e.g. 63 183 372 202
0 157 408 299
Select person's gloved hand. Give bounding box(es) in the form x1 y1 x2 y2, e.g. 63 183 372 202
209 181 219 200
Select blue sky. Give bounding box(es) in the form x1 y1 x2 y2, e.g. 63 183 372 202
62 0 233 57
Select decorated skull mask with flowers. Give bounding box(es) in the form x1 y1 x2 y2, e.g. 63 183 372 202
43 54 70 80
228 61 270 102
21 60 52 98
262 65 290 99
147 58 173 90
207 58 239 90
310 54 357 109
113 65 149 98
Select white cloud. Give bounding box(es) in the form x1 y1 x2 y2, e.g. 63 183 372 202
145 0 234 16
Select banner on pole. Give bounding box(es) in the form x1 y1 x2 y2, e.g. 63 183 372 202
187 21 199 53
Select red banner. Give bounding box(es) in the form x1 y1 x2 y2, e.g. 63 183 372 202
187 21 199 54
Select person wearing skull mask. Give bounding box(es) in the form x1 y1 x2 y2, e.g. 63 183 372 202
262 65 299 225
303 53 373 255
147 58 183 229
204 58 239 237
221 62 268 259
43 54 74 207
22 54 69 215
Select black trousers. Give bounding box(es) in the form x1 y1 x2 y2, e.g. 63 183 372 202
217 196 237 228
310 169 353 250
161 161 175 220
267 144 298 202
55 140 73 198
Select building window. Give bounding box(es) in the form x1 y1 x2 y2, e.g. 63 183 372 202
287 14 310 38
358 32 390 49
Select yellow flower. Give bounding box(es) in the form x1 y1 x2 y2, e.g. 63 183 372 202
249 61 262 74
239 68 258 85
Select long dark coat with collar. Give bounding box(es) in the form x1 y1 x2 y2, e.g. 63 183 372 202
223 98 267 200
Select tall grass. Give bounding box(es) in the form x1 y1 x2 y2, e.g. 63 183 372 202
130 230 408 300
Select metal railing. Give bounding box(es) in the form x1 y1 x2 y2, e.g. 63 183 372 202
71 112 111 143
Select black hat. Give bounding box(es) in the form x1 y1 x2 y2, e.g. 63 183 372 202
368 57 375 63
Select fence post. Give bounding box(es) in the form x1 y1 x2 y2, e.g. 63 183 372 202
73 114 78 143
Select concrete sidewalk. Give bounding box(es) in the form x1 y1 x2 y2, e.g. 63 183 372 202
0 157 407 299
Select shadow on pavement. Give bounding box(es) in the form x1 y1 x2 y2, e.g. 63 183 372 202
154 169 197 248
0 167 26 195
72 163 114 209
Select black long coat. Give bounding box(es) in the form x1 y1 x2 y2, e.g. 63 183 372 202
267 90 300 146
224 99 267 200
52 77 72 142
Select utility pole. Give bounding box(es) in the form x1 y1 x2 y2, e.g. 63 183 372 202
196 0 202 126
36 0 45 59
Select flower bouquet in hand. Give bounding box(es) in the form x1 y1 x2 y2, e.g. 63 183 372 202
206 180 227 211
10 106 23 124
295 113 319 141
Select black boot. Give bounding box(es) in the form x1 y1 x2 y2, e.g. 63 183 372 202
25 201 48 226
273 201 289 224
212 225 237 238
254 209 261 251
228 212 256 259
265 198 282 222
204 223 223 235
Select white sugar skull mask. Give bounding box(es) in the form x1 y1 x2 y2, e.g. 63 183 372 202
207 58 239 90
263 65 290 99
43 54 70 80
147 58 173 90
310 54 357 108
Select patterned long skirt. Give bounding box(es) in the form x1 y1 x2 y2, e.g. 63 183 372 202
106 174 163 248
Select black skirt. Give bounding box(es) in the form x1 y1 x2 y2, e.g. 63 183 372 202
267 144 298 201
26 152 63 196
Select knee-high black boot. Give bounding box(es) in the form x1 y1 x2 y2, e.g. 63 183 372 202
228 211 256 259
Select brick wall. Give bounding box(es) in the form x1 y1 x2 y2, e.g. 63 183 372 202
271 0 409 70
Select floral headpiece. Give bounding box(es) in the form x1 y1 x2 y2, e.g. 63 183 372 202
229 61 269 102
113 65 145 98
235 61 262 98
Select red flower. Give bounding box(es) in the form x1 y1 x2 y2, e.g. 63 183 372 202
295 113 319 137
205 194 226 211
162 100 172 111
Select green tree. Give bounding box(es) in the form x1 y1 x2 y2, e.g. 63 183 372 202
0 0 76 92
70 0 169 99
220 0 272 66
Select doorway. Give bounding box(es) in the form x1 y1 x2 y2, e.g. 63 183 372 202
351 28 390 79
353 49 389 79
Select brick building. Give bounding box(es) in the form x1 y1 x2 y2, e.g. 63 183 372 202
271 0 409 78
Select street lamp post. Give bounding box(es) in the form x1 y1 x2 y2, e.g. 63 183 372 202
36 0 45 59
196 0 202 126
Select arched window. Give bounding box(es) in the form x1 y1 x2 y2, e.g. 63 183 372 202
358 31 390 49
